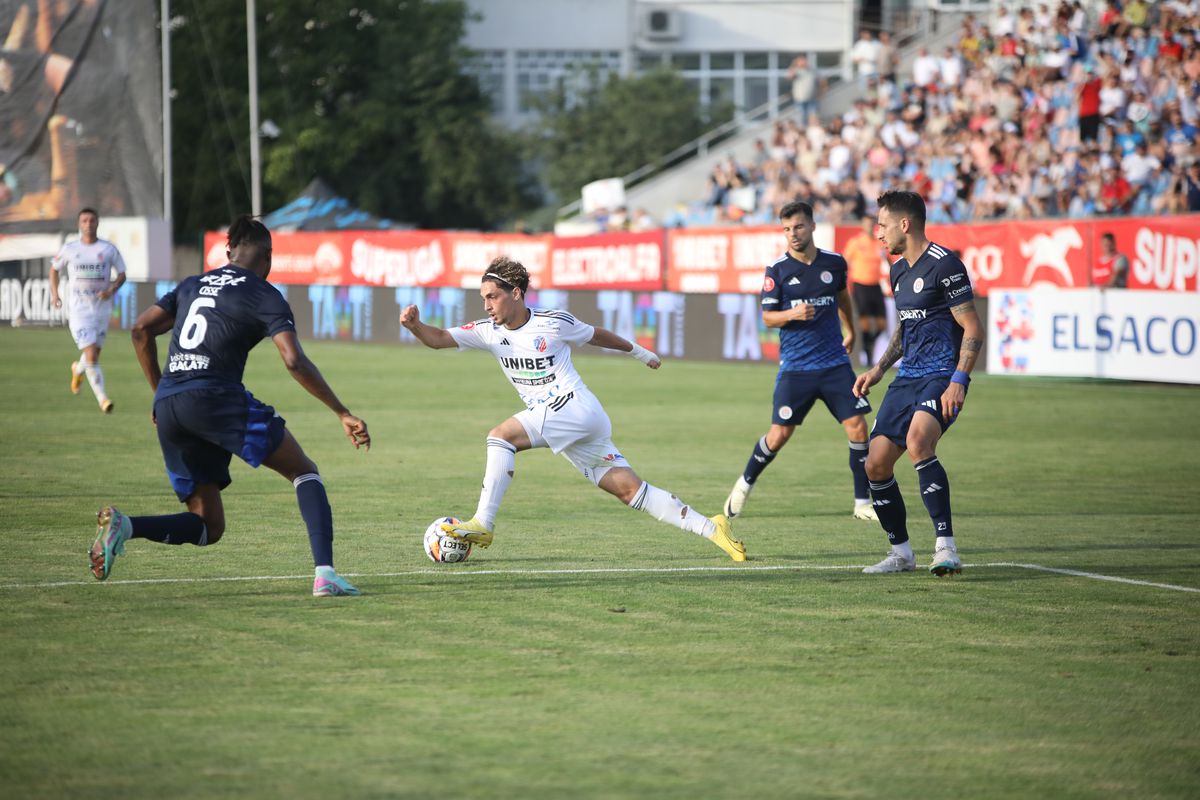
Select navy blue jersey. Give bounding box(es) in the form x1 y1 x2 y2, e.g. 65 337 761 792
760 249 849 372
154 265 295 400
891 242 975 378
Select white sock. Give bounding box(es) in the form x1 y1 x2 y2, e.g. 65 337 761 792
73 360 86 375
473 437 516 529
630 482 715 537
936 536 956 552
893 541 914 561
84 362 108 403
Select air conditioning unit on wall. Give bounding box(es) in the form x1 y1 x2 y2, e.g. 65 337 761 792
641 7 682 41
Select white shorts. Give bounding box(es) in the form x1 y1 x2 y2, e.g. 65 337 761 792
514 390 631 484
68 310 111 349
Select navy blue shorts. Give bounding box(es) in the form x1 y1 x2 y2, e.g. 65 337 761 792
870 373 966 448
154 387 286 502
772 364 871 426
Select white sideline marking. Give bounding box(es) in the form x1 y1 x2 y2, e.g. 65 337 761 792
988 562 1200 594
6 562 1200 593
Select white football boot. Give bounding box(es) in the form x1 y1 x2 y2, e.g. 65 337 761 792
723 476 754 519
929 547 963 577
862 550 917 574
852 501 878 521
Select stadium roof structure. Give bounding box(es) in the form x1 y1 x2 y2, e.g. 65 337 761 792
261 178 411 232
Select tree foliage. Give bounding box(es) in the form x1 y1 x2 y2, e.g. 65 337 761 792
169 0 532 240
530 69 723 207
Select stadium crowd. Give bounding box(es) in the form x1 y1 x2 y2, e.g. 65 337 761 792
650 0 1200 229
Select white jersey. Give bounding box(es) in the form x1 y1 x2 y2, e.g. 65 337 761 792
449 308 596 411
52 238 126 315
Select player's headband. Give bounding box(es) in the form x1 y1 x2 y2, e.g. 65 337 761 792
483 272 515 289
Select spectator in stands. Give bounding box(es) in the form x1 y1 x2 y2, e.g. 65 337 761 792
876 31 899 85
912 47 941 89
1182 163 1200 211
850 30 880 89
993 4 1016 38
1121 0 1150 35
787 54 822 123
1099 166 1135 213
1076 66 1103 142
1093 232 1129 289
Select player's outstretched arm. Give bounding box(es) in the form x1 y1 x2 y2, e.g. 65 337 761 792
271 331 371 450
941 300 984 419
398 304 457 349
131 304 175 392
587 326 660 369
853 325 904 397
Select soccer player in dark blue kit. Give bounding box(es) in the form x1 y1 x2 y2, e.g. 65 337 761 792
723 200 876 522
88 216 371 597
852 191 984 576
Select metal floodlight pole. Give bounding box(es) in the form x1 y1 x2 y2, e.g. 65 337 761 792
247 0 261 216
161 0 171 222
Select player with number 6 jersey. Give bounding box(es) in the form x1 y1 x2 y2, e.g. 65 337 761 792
87 216 370 597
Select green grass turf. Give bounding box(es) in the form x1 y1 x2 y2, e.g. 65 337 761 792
1 326 1198 799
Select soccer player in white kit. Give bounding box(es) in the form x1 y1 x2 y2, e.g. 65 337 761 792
49 208 127 413
399 256 746 561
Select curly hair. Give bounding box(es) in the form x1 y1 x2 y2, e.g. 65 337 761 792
482 255 531 295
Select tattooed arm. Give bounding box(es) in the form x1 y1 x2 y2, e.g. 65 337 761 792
939 299 984 419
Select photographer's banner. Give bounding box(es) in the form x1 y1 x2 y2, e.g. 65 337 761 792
989 288 1200 384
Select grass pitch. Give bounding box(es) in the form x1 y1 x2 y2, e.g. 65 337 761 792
1 326 1198 799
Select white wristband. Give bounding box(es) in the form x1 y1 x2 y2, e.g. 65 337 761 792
629 343 658 364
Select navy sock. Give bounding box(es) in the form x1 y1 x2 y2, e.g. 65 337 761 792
868 476 908 545
849 441 869 502
295 473 334 568
915 456 953 539
741 435 777 484
130 513 208 545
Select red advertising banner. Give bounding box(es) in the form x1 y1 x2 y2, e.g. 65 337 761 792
445 233 553 288
205 214 1198 294
343 230 450 287
666 226 783 293
549 230 664 290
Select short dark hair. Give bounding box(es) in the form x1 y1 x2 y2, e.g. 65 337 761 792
779 200 814 222
1101 232 1116 244
877 190 926 228
226 215 271 249
78 207 98 218
482 255 530 295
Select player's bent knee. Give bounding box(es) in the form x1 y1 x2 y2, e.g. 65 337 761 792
865 456 892 481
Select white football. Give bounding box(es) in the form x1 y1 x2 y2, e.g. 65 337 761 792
424 517 472 563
